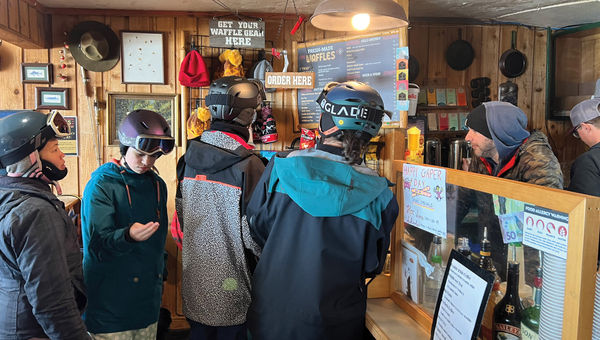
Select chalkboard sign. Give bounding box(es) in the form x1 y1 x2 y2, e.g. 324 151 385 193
294 30 408 129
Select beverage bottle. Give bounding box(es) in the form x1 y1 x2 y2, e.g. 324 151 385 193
479 226 501 340
521 267 542 339
456 237 472 261
423 236 444 313
493 261 522 339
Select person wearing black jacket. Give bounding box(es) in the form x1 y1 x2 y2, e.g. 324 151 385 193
0 110 89 339
568 98 600 197
246 81 398 340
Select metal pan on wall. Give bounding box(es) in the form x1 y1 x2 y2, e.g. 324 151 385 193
499 31 527 78
445 29 474 71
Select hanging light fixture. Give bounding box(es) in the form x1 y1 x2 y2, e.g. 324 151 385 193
310 0 408 32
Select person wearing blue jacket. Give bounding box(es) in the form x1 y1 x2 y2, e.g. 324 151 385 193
246 81 399 340
81 109 174 338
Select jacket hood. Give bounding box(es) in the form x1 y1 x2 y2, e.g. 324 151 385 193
0 177 57 217
270 156 390 217
519 130 552 154
484 101 530 160
91 160 160 184
184 139 254 174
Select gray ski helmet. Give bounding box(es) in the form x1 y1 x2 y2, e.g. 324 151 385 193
317 81 391 140
204 76 262 126
118 109 175 156
0 110 70 168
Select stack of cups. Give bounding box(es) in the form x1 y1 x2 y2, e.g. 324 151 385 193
539 252 566 339
593 270 600 338
408 83 420 116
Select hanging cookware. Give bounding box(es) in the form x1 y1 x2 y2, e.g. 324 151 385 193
445 29 474 71
498 80 518 106
409 54 420 82
499 31 527 78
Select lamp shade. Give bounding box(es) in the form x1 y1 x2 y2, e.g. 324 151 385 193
310 0 408 31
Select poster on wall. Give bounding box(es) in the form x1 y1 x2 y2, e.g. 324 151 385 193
402 163 447 237
58 116 78 156
295 30 407 128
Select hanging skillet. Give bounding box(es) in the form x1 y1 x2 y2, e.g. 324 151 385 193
446 29 474 71
499 31 527 78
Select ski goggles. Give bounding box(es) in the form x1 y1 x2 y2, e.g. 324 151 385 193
134 134 175 156
47 110 71 137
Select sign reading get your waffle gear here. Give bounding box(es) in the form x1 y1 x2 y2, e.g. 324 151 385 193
209 20 265 48
265 72 315 89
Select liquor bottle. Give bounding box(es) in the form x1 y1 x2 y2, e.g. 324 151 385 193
479 227 501 340
423 236 444 313
456 237 472 261
479 227 496 272
521 267 542 339
493 261 522 339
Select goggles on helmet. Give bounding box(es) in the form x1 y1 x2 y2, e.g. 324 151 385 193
134 134 175 156
47 110 71 137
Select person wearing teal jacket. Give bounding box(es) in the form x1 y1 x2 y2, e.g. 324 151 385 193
81 110 175 338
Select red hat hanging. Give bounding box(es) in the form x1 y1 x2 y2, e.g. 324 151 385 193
179 50 210 87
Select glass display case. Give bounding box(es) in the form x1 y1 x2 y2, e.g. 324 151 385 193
388 160 600 339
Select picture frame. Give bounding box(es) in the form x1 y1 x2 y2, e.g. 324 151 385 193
107 92 179 146
121 31 165 84
35 87 69 110
21 63 53 84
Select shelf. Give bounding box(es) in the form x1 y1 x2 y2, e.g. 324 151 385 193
426 130 467 136
417 105 469 110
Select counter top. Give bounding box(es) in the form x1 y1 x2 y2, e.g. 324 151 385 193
366 298 429 340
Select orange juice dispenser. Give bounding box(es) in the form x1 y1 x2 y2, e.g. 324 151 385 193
405 126 424 163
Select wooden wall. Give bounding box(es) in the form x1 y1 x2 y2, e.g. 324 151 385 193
409 23 583 183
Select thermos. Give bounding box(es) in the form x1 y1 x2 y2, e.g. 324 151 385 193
425 138 441 166
448 139 470 169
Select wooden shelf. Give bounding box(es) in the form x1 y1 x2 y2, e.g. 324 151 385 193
417 105 469 110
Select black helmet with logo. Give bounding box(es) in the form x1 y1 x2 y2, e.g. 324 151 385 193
204 76 262 126
0 110 70 168
118 109 175 156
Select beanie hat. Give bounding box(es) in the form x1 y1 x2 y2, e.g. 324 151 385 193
179 50 210 87
251 59 275 93
187 107 211 139
466 104 492 139
219 49 243 67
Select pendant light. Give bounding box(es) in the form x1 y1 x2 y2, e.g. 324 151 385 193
310 0 408 32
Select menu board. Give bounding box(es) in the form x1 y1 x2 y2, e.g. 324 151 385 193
295 30 408 128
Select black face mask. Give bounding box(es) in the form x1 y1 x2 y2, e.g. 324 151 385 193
41 159 68 181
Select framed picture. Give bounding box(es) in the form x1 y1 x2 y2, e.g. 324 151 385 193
21 63 53 84
35 87 69 110
107 92 179 146
121 31 165 84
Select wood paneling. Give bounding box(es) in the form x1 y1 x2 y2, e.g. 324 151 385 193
0 0 48 48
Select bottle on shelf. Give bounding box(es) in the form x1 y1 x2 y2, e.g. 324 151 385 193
521 266 542 339
423 235 444 313
493 261 522 339
479 227 502 340
456 237 472 262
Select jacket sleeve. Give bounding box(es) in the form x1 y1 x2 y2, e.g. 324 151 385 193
519 143 564 189
568 153 600 196
82 178 133 260
172 156 186 249
13 202 89 340
246 157 276 249
364 191 399 278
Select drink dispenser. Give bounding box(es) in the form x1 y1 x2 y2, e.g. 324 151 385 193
448 139 471 169
424 138 441 166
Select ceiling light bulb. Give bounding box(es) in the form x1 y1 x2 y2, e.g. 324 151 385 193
351 13 370 30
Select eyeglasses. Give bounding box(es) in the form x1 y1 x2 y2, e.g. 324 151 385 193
48 110 71 137
134 134 175 156
573 124 583 139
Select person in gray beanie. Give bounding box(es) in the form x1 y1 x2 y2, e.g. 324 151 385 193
567 98 600 197
459 101 563 280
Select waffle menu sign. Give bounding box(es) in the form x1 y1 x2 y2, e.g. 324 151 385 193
209 19 265 48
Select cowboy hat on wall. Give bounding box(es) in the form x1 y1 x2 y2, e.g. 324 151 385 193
66 21 120 72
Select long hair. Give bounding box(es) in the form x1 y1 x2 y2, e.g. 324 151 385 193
340 131 370 165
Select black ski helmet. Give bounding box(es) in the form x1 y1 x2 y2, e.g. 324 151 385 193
118 109 175 156
0 110 70 168
317 81 391 141
204 76 262 126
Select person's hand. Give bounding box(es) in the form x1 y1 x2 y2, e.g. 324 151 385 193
129 221 160 241
461 158 471 171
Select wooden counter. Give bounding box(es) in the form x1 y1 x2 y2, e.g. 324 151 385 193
366 298 429 340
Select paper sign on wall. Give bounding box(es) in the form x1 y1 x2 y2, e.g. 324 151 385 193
403 163 447 237
523 204 569 259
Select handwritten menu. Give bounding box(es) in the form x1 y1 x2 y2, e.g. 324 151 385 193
296 31 407 126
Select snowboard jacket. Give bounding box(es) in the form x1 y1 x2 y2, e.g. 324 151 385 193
175 130 265 326
0 177 88 340
81 160 168 333
246 148 399 340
